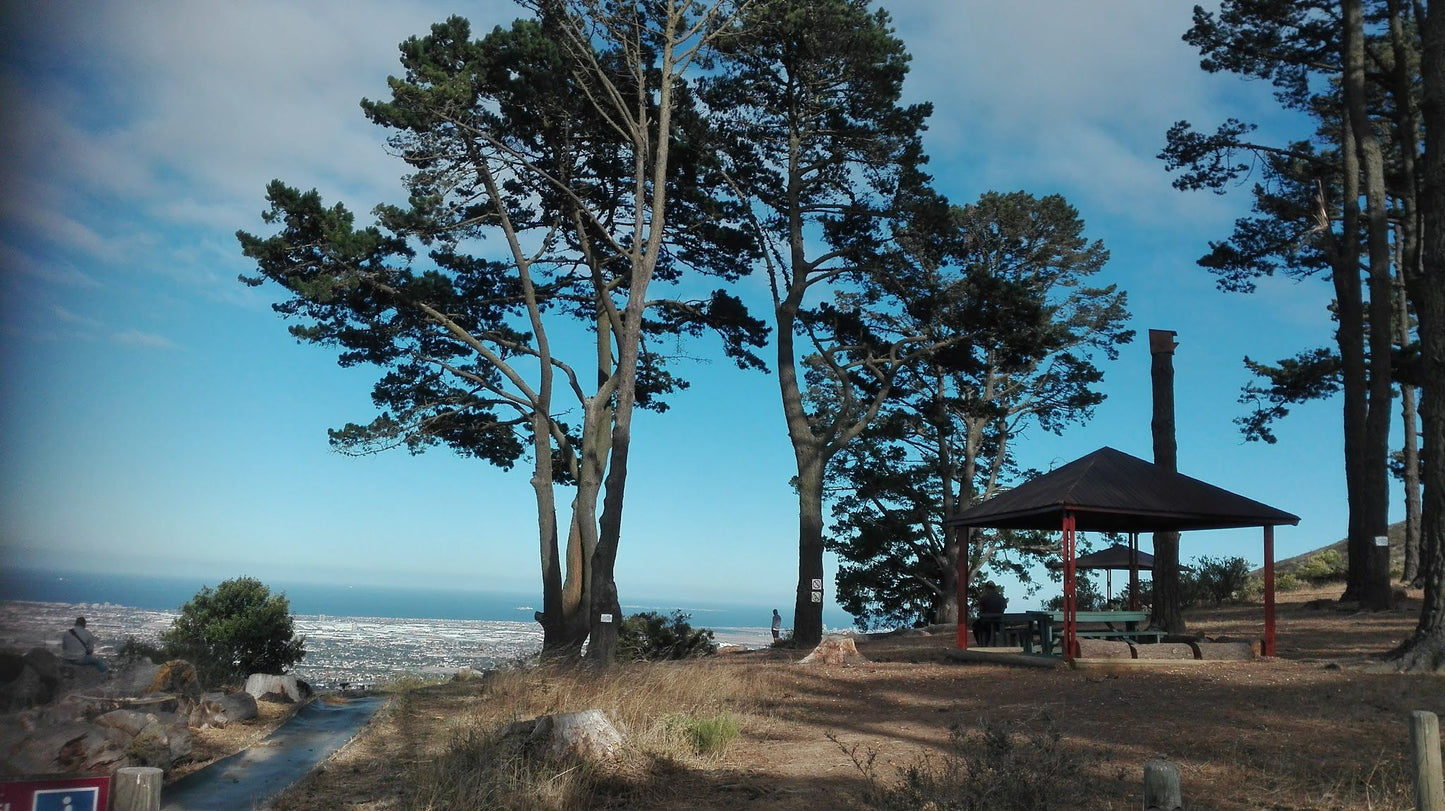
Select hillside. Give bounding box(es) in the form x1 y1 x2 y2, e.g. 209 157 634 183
1268 519 1409 578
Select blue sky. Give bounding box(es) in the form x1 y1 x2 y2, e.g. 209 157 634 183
0 2 1382 619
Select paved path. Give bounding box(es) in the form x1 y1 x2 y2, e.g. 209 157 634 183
161 695 387 810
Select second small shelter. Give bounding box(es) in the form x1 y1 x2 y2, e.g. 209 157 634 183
1055 544 1156 608
946 446 1298 660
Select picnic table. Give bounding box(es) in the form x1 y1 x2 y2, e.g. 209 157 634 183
1045 610 1167 649
978 610 1166 655
975 612 1053 653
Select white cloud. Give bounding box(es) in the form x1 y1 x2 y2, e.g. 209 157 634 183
0 240 101 289
2 0 513 299
51 305 104 330
111 329 180 351
889 2 1292 233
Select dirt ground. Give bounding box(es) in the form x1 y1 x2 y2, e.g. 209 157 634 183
260 585 1440 810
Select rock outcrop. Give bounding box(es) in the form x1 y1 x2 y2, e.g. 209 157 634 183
245 673 310 704
0 650 289 779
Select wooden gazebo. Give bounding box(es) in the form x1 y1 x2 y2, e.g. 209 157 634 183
946 446 1299 660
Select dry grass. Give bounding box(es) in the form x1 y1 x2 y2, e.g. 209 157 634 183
170 699 298 781
268 584 1443 810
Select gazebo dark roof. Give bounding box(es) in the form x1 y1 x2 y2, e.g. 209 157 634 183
1063 543 1155 571
946 446 1300 533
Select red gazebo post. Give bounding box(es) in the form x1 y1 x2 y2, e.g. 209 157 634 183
1263 525 1276 656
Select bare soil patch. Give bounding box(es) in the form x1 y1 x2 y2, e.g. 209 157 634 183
266 585 1439 810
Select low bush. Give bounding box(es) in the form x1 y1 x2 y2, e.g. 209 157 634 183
1274 572 1303 592
1189 556 1253 606
1293 549 1347 582
666 712 740 756
117 636 167 664
616 611 716 661
842 715 1089 810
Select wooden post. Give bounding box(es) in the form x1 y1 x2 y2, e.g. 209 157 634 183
1143 758 1183 811
957 529 970 649
1412 710 1445 811
114 766 163 811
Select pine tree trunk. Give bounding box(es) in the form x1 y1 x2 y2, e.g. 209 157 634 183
1334 116 1375 606
1387 0 1425 588
1343 0 1396 611
1394 0 1445 671
1149 331 1186 634
792 456 827 647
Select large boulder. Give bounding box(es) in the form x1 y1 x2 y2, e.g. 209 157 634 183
52 723 131 773
244 673 308 704
189 690 258 728
95 709 161 737
107 660 161 698
504 710 625 765
0 656 52 712
799 636 868 665
146 661 201 700
23 648 62 687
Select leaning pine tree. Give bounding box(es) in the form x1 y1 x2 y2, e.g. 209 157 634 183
238 3 765 665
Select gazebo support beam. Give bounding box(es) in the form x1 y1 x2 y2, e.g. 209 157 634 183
956 534 969 650
1264 525 1276 656
1063 511 1077 661
1129 532 1140 611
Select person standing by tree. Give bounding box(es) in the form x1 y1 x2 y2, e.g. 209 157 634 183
771 609 782 642
61 616 107 673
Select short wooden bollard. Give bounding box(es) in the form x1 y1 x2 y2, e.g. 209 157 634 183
113 766 163 811
1143 758 1182 811
1412 710 1445 811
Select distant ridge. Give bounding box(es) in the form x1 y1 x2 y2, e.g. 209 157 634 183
1265 520 1408 576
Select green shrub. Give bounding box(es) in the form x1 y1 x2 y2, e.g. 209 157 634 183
160 576 305 686
117 636 167 664
616 611 716 661
1274 573 1303 592
1188 556 1254 605
1293 549 1347 582
1044 574 1105 611
667 713 740 756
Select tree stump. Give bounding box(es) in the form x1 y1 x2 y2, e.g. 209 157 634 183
799 636 868 665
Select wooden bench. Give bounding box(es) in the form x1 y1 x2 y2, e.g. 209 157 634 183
976 612 1048 650
1042 610 1165 648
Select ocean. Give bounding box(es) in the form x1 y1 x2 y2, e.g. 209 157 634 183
0 568 812 686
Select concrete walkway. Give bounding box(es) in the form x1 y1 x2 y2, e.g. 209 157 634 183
161 695 387 810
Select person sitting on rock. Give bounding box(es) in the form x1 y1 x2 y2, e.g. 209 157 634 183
61 616 108 672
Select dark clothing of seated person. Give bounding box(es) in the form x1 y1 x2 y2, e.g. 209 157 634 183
970 585 1009 646
62 616 108 672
